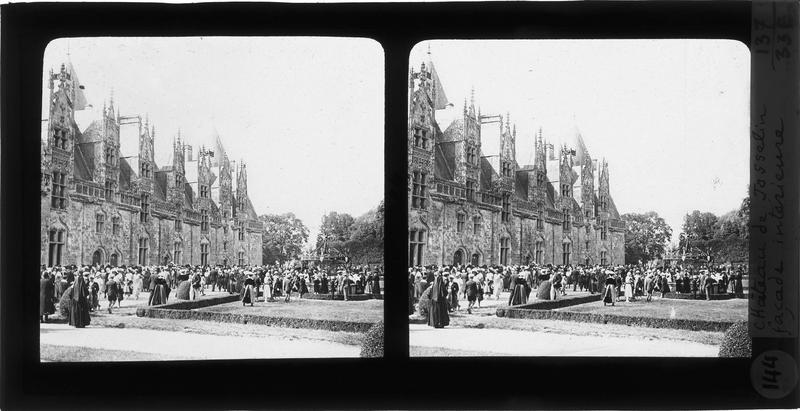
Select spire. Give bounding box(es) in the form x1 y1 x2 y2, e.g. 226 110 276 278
469 86 475 108
505 112 511 134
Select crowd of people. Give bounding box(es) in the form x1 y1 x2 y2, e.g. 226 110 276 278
40 263 383 327
408 263 747 328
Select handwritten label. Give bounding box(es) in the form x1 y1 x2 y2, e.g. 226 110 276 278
749 0 798 338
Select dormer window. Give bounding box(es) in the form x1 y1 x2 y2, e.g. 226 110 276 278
140 162 152 178
466 146 478 165
501 161 513 177
413 128 429 149
200 185 209 199
105 146 116 166
536 172 545 188
561 184 571 197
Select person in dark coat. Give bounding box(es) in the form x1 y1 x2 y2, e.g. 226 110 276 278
68 275 91 328
148 274 170 306
90 280 100 311
427 272 449 328
602 275 617 306
106 276 120 314
660 274 670 298
508 274 529 306
209 268 219 292
40 273 56 323
320 274 329 294
465 274 479 313
298 275 308 299
408 272 416 315
241 274 256 306
372 272 381 298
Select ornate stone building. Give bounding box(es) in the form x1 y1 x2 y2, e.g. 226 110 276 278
408 57 625 268
41 61 263 267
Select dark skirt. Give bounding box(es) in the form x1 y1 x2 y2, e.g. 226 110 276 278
536 281 553 300
447 292 458 309
602 284 616 303
40 285 56 316
508 284 528 306
175 281 191 300
428 300 450 328
68 299 91 328
149 284 169 306
241 285 256 304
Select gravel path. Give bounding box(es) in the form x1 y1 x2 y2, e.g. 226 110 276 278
408 324 719 357
40 323 359 360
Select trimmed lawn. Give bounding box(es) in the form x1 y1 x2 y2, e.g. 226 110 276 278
197 298 383 323
555 297 748 323
41 343 198 362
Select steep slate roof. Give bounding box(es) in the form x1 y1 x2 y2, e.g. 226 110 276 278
184 183 194 209
154 171 168 201
479 154 496 191
119 158 133 190
73 143 93 181
441 119 464 143
246 197 260 220
434 143 454 181
78 120 103 144
514 170 528 200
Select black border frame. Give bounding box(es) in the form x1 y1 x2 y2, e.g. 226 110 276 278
2 2 797 409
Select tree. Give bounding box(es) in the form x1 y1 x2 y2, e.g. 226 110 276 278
679 210 719 259
678 197 749 265
621 211 673 264
316 212 356 250
346 201 384 264
259 213 309 265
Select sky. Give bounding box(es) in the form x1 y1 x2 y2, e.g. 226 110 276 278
43 37 384 247
410 39 750 245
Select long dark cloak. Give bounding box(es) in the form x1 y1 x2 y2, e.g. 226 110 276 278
427 276 449 328
68 276 91 328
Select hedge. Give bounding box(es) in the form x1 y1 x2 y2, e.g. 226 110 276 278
496 306 735 332
136 293 241 315
302 293 376 301
360 321 384 358
137 307 374 333
509 293 602 310
663 292 738 301
718 321 751 357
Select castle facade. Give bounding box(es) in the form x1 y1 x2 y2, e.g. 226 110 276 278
408 57 625 268
41 61 263 268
